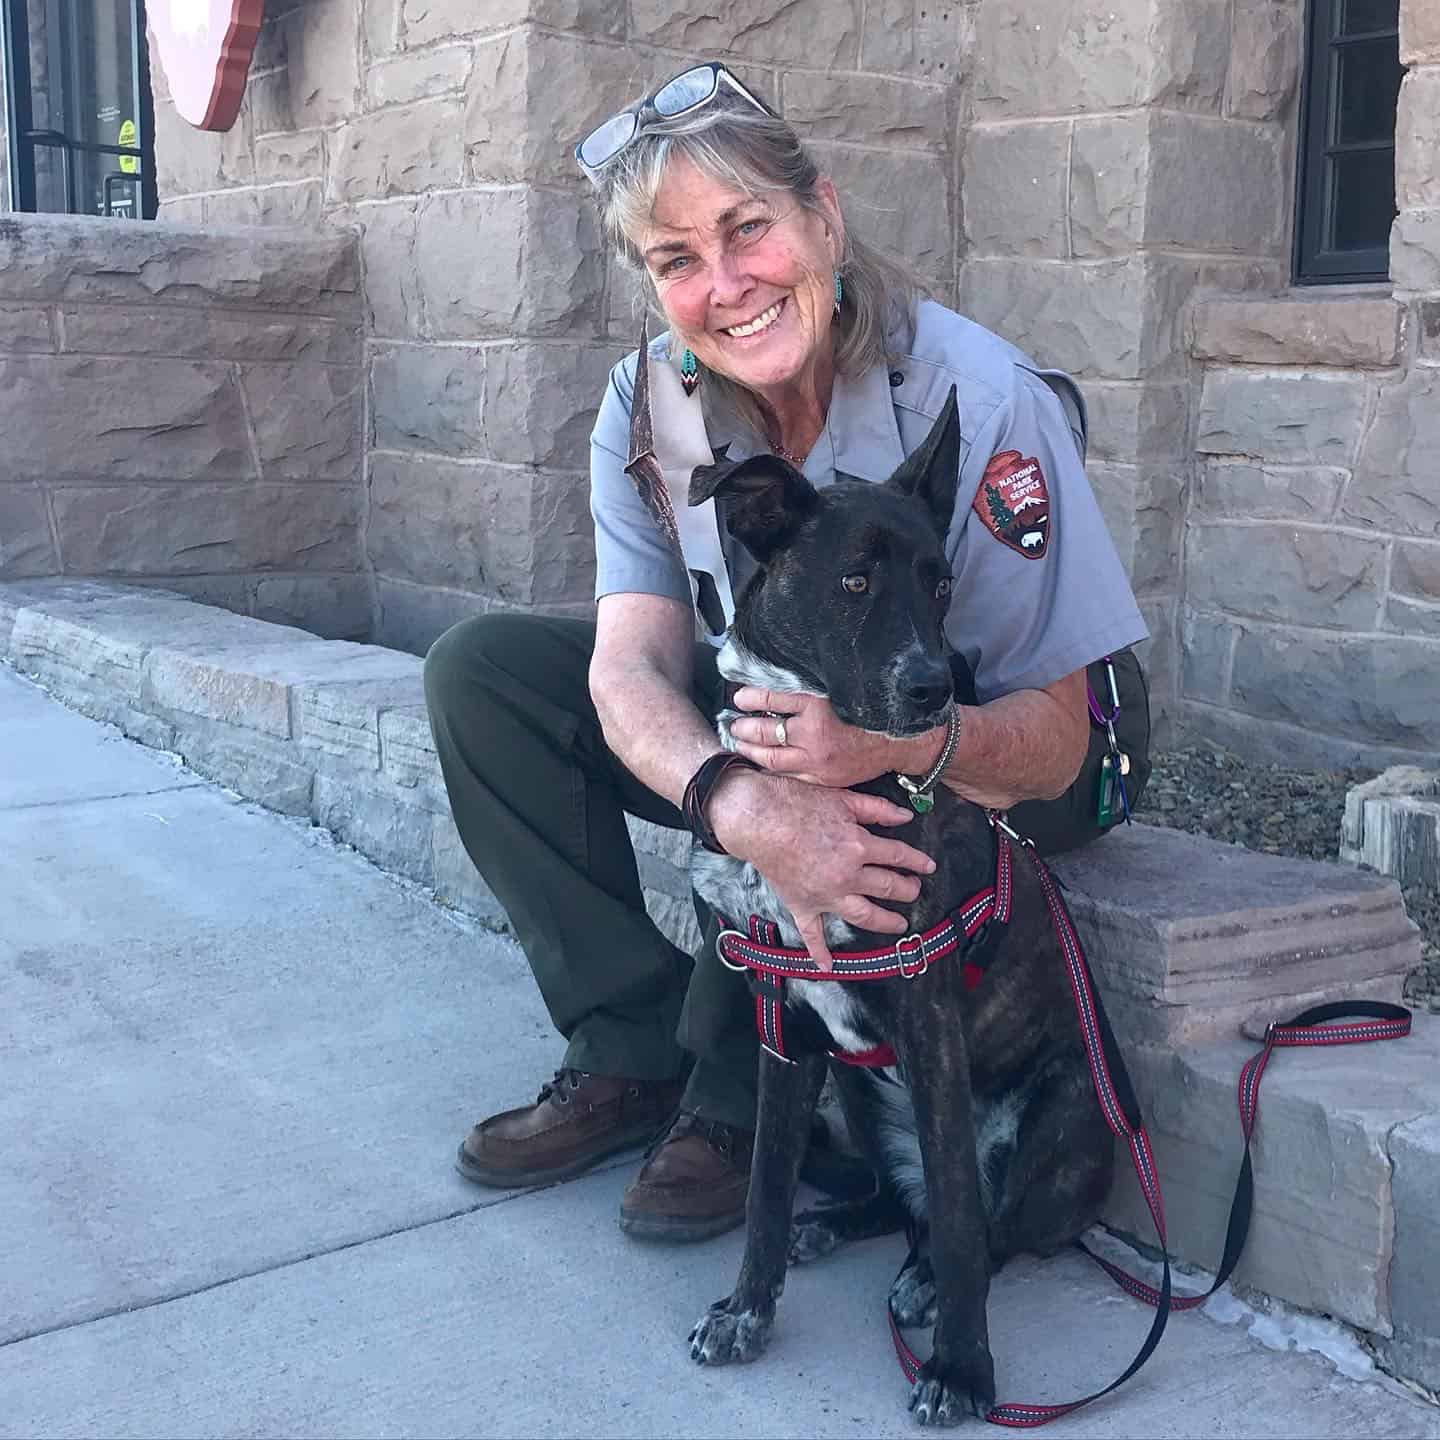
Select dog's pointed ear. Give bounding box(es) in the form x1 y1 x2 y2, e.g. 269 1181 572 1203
888 384 961 538
689 452 819 563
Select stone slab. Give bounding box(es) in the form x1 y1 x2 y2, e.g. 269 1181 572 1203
1192 297 1406 368
171 719 318 815
1196 368 1371 463
1341 767 1440 887
1383 1113 1440 1392
1048 824 1419 1045
1102 1017 1440 1336
379 704 446 803
295 672 426 769
310 770 436 887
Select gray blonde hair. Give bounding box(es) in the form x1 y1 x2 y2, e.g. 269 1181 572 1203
589 89 924 439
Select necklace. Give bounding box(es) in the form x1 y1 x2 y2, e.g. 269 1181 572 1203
770 440 810 466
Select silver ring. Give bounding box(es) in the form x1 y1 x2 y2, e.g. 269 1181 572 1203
774 718 788 747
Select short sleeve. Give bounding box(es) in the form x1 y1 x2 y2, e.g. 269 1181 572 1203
943 368 1147 702
590 352 693 606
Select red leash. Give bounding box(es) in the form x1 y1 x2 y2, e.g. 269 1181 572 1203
886 832 1412 1427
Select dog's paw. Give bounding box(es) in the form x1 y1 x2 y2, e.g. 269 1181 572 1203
688 1298 773 1366
907 1349 996 1428
788 1214 842 1266
889 1258 938 1328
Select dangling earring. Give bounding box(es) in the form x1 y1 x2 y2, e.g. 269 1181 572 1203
834 273 843 316
680 348 700 397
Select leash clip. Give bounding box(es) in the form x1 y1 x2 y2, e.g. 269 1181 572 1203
1263 1018 1280 1045
895 933 928 979
715 928 752 973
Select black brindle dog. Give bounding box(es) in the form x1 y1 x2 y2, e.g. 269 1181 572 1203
684 389 1114 1426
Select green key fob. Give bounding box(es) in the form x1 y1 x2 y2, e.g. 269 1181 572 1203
1096 753 1119 827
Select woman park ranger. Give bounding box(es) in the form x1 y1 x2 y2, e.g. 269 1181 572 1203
423 62 1149 1242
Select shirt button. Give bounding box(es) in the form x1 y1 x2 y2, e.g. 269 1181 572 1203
889 370 904 387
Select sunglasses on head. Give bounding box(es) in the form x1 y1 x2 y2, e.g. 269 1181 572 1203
574 62 774 180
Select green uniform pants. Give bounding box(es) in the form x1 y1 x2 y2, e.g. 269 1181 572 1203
423 612 1119 1133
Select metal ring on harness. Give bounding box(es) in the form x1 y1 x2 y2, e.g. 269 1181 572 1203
716 928 752 973
895 933 927 979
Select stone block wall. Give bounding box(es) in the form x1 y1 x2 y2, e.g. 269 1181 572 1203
0 214 369 638
149 0 963 652
1174 0 1440 767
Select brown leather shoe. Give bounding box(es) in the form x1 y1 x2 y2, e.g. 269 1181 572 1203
619 1111 754 1242
456 1068 684 1189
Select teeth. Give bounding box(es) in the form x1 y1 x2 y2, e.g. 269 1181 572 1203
725 301 782 338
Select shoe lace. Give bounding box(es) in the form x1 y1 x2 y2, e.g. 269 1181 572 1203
537 1068 588 1107
642 1109 744 1162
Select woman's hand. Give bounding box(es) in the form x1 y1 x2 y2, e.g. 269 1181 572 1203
708 767 936 971
726 688 945 790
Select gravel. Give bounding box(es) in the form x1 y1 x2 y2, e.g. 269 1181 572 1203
1132 743 1440 1013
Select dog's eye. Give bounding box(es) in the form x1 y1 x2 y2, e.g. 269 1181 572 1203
841 574 868 595
936 577 953 599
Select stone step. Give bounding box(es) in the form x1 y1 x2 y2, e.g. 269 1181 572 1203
1102 1016 1440 1396
1342 765 1440 887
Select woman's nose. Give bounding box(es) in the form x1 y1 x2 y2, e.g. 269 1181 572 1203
709 253 754 308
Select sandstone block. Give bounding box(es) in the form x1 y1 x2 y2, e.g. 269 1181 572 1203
0 355 253 480
416 189 604 339
0 303 54 352
371 576 493 656
860 0 972 77
200 190 262 227
1102 1020 1440 1333
240 365 363 481
1179 605 1233 700
371 344 484 456
256 182 327 227
328 99 464 203
1088 462 1184 597
1196 368 1370 462
0 486 57 578
364 46 470 106
0 578 143 657
173 721 316 815
630 0 859 67
252 130 326 186
811 143 951 280
283 0 361 128
0 214 361 315
431 813 506 924
1192 296 1405 368
1386 594 1440 637
1195 461 1346 519
367 455 594 606
247 70 292 136
465 30 656 188
1421 297 1440 359
1393 540 1440 602
781 70 948 150
145 640 420 739
1226 0 1301 120
379 705 446 805
363 0 400 58
151 99 253 196
250 11 287 71
399 0 624 48
1069 113 1148 257
1231 628 1440 752
1392 207 1440 292
962 122 1069 258
1077 381 1189 462
481 343 626 467
1396 67 1440 210
311 770 435 887
253 574 373 640
1340 767 1440 885
296 673 424 768
51 483 360 576
359 200 424 339
58 306 361 365
1347 368 1440 535
156 197 206 226
1402 0 1440 62
1382 1114 1440 1392
1186 523 1386 630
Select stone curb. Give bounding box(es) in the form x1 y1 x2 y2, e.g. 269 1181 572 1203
3 578 1437 1395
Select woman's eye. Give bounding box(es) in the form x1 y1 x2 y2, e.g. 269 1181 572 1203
936 577 953 599
660 256 691 276
842 574 868 595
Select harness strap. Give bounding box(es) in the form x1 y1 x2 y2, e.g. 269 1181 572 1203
886 840 1412 1428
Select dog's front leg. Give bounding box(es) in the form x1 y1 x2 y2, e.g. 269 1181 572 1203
895 1003 996 1426
689 1049 826 1366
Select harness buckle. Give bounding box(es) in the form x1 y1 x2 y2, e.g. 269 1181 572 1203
716 929 752 973
895 933 928 980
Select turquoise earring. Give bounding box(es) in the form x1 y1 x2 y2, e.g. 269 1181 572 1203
680 348 700 396
834 273 843 315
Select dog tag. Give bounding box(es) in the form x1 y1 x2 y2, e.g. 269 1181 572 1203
907 790 935 815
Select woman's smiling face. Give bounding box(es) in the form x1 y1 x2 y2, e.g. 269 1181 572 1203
638 155 843 399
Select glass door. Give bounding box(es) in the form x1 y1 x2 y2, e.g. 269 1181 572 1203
3 0 156 217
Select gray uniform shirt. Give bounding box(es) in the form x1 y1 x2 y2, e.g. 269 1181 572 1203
590 299 1147 704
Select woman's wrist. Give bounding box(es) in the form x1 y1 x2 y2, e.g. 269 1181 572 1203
706 764 769 857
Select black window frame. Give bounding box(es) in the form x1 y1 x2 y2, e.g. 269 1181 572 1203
2 0 158 218
1294 0 1403 285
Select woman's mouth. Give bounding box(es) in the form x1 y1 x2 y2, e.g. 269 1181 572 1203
721 297 786 339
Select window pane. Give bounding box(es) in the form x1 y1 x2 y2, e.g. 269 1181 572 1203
1330 150 1396 251
1335 37 1403 144
1342 0 1398 35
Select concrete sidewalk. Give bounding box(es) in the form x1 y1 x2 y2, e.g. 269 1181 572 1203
3 663 1438 1440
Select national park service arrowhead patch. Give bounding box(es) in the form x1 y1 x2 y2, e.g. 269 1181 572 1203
973 450 1050 559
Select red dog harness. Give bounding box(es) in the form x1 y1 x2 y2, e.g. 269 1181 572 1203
715 812 1411 1428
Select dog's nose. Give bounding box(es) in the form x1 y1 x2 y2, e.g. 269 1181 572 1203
901 662 953 714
